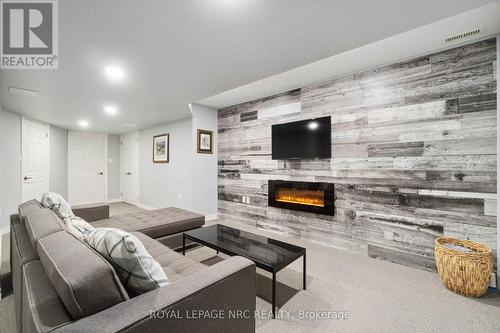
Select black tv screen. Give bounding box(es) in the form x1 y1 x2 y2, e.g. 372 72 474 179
272 116 331 160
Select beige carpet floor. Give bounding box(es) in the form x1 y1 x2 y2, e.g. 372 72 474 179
187 239 500 333
0 294 15 333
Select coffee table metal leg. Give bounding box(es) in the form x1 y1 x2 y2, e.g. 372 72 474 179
303 252 306 290
272 272 276 318
182 235 186 256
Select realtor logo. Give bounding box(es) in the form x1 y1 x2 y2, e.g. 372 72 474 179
1 0 58 69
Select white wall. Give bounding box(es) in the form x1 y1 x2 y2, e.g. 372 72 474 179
139 118 194 211
0 109 21 273
0 110 70 229
0 109 22 230
0 105 10 272
137 105 218 216
191 104 218 216
107 134 121 200
49 126 68 198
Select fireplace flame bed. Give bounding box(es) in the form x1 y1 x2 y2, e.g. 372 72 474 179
268 180 334 215
275 188 325 207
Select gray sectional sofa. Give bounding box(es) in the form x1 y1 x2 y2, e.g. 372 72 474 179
10 200 256 333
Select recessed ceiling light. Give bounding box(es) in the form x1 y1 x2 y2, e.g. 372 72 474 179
78 120 89 128
104 65 125 81
103 105 118 116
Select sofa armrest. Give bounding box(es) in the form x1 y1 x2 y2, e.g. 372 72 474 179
52 256 256 333
72 205 109 222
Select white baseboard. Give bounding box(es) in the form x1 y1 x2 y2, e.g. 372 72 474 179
205 213 218 222
107 198 122 203
0 226 9 236
136 202 158 211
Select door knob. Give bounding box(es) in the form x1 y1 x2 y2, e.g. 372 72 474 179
23 176 32 180
126 172 132 175
98 172 104 175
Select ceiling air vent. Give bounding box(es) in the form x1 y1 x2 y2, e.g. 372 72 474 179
445 29 480 43
8 86 39 97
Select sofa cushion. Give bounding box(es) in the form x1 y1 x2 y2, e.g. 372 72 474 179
11 215 39 332
11 215 39 265
25 208 65 249
132 232 206 281
37 231 129 319
87 228 169 296
18 199 43 223
22 261 72 332
91 207 204 239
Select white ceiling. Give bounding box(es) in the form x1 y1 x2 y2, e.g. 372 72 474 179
201 2 500 109
0 0 496 134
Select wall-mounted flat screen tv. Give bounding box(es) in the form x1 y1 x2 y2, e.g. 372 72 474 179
272 116 331 160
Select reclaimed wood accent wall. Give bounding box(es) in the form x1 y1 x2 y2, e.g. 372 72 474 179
218 39 497 271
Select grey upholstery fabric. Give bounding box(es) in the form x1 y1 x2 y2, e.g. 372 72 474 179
132 232 206 281
73 204 110 222
10 215 39 266
22 261 72 332
10 215 39 333
18 200 43 223
24 209 65 248
12 200 255 333
37 231 129 319
51 257 256 333
92 207 204 239
87 228 168 296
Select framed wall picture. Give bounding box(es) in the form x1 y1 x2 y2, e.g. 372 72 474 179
197 129 213 154
153 133 169 163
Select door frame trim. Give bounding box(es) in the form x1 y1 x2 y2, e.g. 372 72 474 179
21 117 50 202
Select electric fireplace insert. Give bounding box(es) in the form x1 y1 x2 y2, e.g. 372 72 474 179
268 180 335 215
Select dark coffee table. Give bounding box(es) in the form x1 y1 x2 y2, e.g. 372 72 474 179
183 224 306 318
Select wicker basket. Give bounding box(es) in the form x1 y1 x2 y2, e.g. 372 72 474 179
435 237 493 297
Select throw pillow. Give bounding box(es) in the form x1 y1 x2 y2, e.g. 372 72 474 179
87 228 169 295
66 215 96 240
41 192 95 240
41 192 74 220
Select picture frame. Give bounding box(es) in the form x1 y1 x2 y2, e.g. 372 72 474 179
197 129 213 154
153 133 169 163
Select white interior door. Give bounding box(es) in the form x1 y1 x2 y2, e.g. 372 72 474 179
68 131 107 206
22 118 49 202
120 131 139 205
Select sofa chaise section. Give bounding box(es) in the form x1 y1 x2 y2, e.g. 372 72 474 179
90 207 205 249
11 201 256 333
